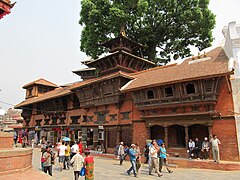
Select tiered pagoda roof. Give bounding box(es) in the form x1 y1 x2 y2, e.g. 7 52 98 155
0 0 15 20
79 33 156 77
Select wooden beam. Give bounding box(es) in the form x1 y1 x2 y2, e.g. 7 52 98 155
225 75 232 93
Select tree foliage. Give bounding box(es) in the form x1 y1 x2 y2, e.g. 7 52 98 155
79 0 215 63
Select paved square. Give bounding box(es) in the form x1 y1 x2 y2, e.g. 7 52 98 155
32 148 240 180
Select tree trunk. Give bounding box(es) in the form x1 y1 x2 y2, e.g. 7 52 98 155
146 44 157 62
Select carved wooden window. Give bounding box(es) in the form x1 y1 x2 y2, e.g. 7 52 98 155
109 114 117 121
84 87 92 98
70 116 80 124
73 95 80 109
147 90 155 99
97 113 106 124
186 83 195 94
44 119 50 125
103 81 113 95
164 86 173 97
35 119 42 126
59 117 66 124
51 117 58 125
205 79 213 92
28 88 33 97
121 111 131 120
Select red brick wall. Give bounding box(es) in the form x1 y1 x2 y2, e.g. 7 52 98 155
212 119 239 161
0 149 32 174
132 122 148 152
0 132 13 149
213 78 239 161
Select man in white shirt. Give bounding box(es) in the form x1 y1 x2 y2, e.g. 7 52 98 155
57 141 67 171
71 141 79 159
210 135 221 163
149 141 163 177
188 139 195 159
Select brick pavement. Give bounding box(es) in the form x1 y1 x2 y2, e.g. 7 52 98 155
31 148 240 180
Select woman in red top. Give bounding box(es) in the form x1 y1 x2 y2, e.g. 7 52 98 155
78 141 83 155
84 149 94 180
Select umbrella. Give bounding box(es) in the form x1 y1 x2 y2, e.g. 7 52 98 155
62 137 71 141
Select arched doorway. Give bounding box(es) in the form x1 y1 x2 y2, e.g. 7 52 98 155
189 124 209 142
168 125 185 147
150 125 164 141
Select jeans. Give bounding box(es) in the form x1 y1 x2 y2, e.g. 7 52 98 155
127 160 137 176
44 165 52 176
64 156 70 169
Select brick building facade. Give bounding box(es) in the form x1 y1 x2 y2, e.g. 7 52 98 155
15 23 240 161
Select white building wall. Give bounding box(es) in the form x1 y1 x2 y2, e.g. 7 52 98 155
223 21 240 158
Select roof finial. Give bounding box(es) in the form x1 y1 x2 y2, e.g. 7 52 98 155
120 26 126 37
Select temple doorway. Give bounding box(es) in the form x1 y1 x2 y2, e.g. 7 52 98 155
150 125 164 141
188 124 209 142
168 125 185 147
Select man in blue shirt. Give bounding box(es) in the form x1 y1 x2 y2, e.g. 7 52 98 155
127 144 138 177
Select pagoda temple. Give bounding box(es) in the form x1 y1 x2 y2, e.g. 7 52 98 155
15 23 240 162
0 0 15 20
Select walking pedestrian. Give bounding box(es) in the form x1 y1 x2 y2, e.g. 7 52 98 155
149 141 163 177
70 150 84 180
64 141 71 170
78 140 83 155
84 149 94 180
58 141 67 171
135 143 142 173
159 143 173 173
71 141 79 159
127 144 138 177
118 142 125 165
42 146 53 176
210 135 221 163
144 144 149 163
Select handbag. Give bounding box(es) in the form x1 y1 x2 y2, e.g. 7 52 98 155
79 167 86 176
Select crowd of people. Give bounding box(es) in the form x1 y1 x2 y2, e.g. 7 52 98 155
188 135 221 163
115 135 221 178
115 140 172 178
21 134 221 179
40 138 94 180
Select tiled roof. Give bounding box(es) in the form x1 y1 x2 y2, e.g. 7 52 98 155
121 47 232 92
15 87 72 108
22 78 58 89
70 71 134 90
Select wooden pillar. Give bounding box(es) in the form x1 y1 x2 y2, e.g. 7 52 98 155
164 127 168 148
116 126 120 143
208 125 213 139
184 126 189 149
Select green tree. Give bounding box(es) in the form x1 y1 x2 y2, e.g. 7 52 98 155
79 0 215 63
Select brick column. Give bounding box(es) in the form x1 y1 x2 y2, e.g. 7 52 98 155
184 126 189 149
146 126 151 139
164 127 168 148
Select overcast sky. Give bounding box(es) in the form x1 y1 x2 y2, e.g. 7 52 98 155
0 0 240 109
